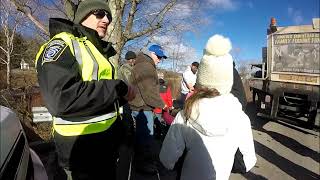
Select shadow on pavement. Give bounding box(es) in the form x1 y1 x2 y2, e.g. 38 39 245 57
275 119 319 136
242 171 268 180
247 101 320 164
263 130 320 163
254 140 320 179
245 102 320 179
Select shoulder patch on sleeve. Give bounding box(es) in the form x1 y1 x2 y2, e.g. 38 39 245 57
42 39 67 65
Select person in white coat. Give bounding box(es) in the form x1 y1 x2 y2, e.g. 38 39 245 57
159 34 257 180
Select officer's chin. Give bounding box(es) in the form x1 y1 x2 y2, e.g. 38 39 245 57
97 30 107 38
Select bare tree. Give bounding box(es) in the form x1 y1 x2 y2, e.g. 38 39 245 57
109 0 206 69
9 0 178 66
105 0 179 66
0 0 24 89
8 0 208 67
8 0 233 69
10 0 49 35
153 33 198 72
230 47 258 79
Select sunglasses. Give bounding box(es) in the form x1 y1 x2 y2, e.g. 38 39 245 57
92 10 112 22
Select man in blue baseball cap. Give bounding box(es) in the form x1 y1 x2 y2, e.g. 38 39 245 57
128 44 167 174
148 44 168 61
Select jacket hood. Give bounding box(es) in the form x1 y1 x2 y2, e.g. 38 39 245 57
188 94 243 137
49 18 74 38
135 53 156 67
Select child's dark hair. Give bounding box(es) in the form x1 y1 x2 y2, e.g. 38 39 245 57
192 62 199 68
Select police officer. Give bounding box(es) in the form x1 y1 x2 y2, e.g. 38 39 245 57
35 0 136 179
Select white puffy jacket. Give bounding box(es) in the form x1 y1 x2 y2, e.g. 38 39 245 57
159 94 256 180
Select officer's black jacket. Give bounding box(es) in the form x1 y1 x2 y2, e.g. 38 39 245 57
36 18 127 118
231 66 247 110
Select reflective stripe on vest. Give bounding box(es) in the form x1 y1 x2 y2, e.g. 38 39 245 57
71 39 99 80
53 115 117 136
54 112 117 125
71 39 83 68
35 32 121 136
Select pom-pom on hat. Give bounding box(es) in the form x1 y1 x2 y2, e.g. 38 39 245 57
196 34 234 95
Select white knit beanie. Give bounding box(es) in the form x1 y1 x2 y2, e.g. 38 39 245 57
196 34 234 95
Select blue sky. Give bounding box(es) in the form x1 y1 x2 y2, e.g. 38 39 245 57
185 0 319 63
7 0 318 69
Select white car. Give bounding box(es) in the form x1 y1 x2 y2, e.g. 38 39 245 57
0 105 48 180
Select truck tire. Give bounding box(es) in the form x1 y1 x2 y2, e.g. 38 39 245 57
307 109 318 129
314 109 320 127
252 89 257 102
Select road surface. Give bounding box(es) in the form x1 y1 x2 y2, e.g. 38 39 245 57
230 103 320 180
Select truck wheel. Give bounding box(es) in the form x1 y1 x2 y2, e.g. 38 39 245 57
252 89 257 102
307 109 317 129
255 93 261 111
314 109 320 128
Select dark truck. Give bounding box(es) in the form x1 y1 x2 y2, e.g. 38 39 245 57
249 18 320 127
0 105 48 180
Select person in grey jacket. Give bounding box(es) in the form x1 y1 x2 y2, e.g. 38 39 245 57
159 34 256 180
118 51 136 83
117 50 136 180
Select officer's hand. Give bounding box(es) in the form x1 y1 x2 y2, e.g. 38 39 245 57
124 85 136 101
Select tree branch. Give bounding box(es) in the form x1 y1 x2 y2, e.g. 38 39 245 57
150 0 176 25
0 57 8 64
127 24 161 40
11 0 49 35
9 24 18 54
126 0 176 40
123 0 139 37
0 46 8 54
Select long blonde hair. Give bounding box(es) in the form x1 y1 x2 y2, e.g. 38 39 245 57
183 85 220 121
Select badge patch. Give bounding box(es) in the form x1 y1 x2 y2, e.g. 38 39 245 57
42 39 67 65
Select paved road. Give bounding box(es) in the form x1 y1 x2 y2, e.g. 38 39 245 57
230 103 320 180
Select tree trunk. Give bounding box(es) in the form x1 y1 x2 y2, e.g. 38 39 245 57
6 53 11 89
108 38 125 68
113 40 126 67
107 0 125 67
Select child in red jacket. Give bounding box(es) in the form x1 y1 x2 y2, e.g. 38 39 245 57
154 76 174 125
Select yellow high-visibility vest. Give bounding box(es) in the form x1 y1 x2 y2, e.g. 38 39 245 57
36 32 120 136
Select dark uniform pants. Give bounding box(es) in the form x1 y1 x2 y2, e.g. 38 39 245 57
53 118 125 180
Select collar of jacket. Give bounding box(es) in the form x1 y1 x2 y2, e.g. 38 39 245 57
135 52 156 68
121 63 133 69
48 18 116 58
